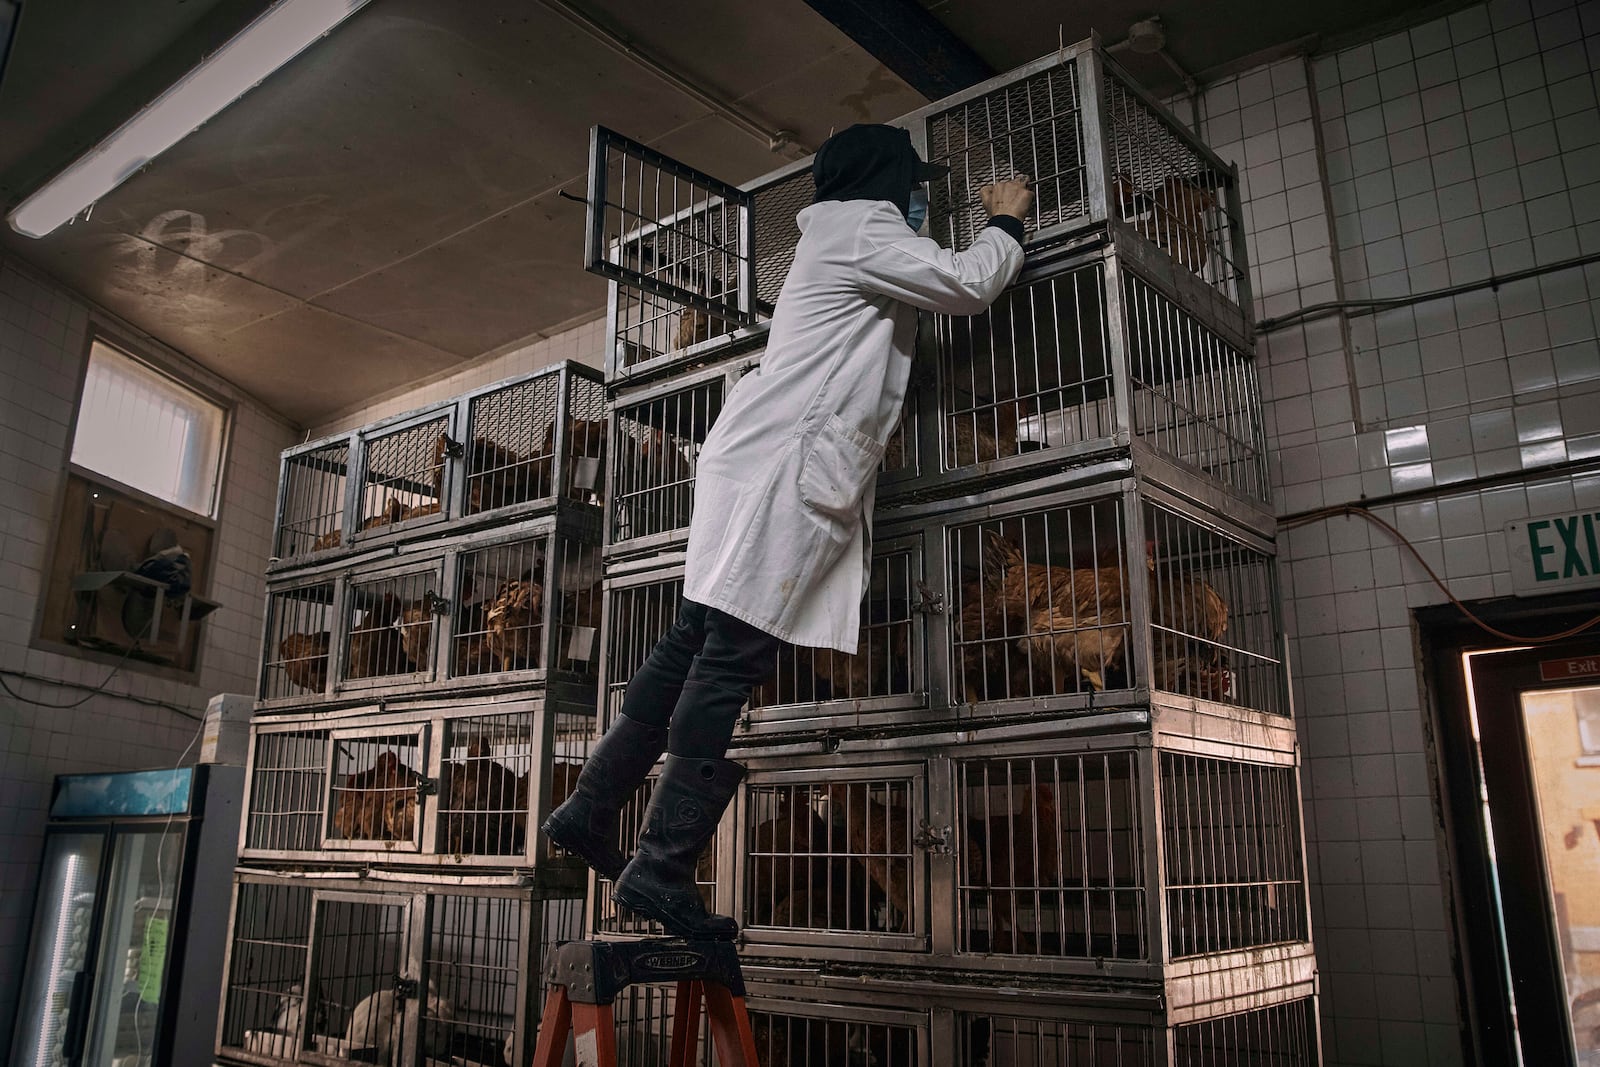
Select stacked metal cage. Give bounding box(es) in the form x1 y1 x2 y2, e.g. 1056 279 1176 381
582 34 1317 1066
220 363 606 1067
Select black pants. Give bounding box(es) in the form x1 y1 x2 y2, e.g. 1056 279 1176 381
618 599 781 758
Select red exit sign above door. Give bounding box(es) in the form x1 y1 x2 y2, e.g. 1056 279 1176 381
1506 511 1600 597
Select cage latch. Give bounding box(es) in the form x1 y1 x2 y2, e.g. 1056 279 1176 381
912 581 944 615
439 434 465 460
393 975 417 1000
913 821 952 855
416 778 438 798
423 591 451 615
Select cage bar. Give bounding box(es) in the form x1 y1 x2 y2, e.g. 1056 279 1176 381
221 880 314 1060
955 752 1146 960
925 60 1089 251
357 413 451 538
933 260 1113 471
306 895 411 1062
609 372 725 550
751 546 918 711
1122 270 1267 503
749 1008 920 1067
744 774 918 937
245 729 328 853
261 582 338 702
958 1010 1156 1067
454 537 548 678
435 713 536 859
604 983 713 1067
601 573 685 725
420 894 532 1067
1170 997 1318 1066
341 569 439 685
949 495 1135 703
1102 66 1242 305
1145 501 1283 714
275 440 351 559
326 732 426 850
1160 753 1307 959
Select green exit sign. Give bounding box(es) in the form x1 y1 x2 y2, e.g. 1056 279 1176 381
1507 511 1600 596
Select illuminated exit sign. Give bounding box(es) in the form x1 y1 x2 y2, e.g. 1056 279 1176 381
1507 511 1600 596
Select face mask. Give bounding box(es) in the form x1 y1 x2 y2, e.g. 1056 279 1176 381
906 187 929 232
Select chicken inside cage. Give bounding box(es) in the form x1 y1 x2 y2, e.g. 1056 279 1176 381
344 574 438 681
1112 171 1221 274
300 898 425 1064
745 779 915 935
611 382 722 543
750 1012 919 1067
961 1013 1155 1067
278 442 350 557
266 583 337 698
958 754 1145 960
329 738 423 846
937 263 1113 471
751 552 916 708
951 501 1235 704
345 419 449 547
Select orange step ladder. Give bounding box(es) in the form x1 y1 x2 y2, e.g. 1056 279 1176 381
531 938 761 1067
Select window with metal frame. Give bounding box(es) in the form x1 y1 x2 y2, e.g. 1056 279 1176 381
1160 753 1307 958
956 752 1147 960
71 339 227 517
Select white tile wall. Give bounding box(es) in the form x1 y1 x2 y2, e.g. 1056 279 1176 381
0 253 296 1053
1197 0 1600 1062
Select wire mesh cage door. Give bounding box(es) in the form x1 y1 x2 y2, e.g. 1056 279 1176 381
244 725 329 857
433 710 539 863
418 890 543 1067
953 747 1149 964
274 436 355 561
608 365 730 554
1157 750 1308 961
921 47 1094 252
606 983 714 1067
340 562 445 691
1169 996 1320 1066
457 366 612 518
303 892 416 1065
219 877 314 1061
587 126 756 378
452 533 555 684
952 1005 1158 1067
741 763 928 949
355 408 455 541
930 255 1116 478
744 997 926 1067
261 579 341 704
323 726 430 855
748 534 925 726
747 159 816 314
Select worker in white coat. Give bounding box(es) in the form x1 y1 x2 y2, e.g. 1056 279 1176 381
545 124 1032 939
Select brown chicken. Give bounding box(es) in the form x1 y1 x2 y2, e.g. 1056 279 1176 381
1113 171 1217 273
484 578 543 670
963 784 1059 954
277 631 330 693
536 417 609 501
332 751 420 842
440 739 522 854
809 621 911 701
433 433 539 515
397 602 433 672
748 795 834 926
1149 569 1230 698
346 595 409 679
308 497 407 551
399 501 440 521
824 783 913 929
945 401 1027 467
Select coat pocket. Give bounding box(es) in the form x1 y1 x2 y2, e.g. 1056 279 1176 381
798 414 886 525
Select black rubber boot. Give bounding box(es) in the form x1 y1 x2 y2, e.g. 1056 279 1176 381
612 755 744 940
541 713 669 880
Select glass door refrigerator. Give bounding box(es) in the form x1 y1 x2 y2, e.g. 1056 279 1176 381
9 763 244 1067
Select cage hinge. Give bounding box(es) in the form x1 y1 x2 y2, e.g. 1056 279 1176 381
424 591 451 615
912 581 944 615
416 778 439 798
439 434 465 460
913 822 953 854
393 975 417 1000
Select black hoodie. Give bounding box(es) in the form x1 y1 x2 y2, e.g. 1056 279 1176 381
810 123 1024 243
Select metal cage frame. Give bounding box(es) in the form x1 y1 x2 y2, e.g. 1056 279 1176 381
238 694 599 871
216 871 582 1067
267 363 606 575
258 512 604 710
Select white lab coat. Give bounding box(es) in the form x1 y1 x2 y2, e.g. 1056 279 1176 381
683 199 1024 653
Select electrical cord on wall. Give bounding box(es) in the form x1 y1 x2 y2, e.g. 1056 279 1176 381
1281 504 1600 645
1255 250 1600 334
0 642 205 721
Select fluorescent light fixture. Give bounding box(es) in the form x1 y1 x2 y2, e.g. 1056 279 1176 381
7 0 372 238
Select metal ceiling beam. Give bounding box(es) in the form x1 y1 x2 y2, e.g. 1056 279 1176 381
802 0 993 101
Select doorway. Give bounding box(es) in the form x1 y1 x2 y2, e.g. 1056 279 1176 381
1425 601 1600 1067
